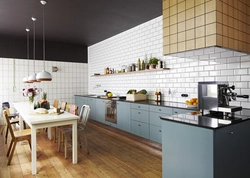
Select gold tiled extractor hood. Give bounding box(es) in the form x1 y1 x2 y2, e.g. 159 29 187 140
163 0 250 55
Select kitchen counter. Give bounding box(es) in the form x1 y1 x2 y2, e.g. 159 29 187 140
160 111 250 129
74 94 198 111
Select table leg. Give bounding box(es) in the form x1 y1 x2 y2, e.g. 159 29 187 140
31 127 37 175
47 127 52 140
72 121 77 164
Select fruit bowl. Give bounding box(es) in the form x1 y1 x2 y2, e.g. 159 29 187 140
186 98 198 107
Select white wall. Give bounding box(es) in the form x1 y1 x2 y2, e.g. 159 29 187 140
0 58 88 124
88 16 250 108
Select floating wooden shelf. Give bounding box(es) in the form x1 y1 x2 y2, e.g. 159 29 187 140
91 68 170 77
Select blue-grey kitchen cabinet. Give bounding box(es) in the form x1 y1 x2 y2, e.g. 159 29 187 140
95 99 106 123
131 103 149 139
149 105 172 143
162 119 250 178
117 101 131 132
87 97 96 120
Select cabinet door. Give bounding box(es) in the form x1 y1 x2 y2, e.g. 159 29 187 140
150 125 162 143
131 120 149 139
87 98 96 120
95 99 106 123
117 101 131 132
131 109 149 123
214 123 241 178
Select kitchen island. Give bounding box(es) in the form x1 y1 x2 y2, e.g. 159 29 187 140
160 112 250 178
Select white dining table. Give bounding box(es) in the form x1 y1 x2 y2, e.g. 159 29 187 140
13 102 79 175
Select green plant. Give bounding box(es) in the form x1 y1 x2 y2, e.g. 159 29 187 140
149 57 159 65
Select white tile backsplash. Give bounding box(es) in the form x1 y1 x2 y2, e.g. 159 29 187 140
85 15 250 108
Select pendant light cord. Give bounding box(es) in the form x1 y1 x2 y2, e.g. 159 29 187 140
42 3 46 69
32 18 36 72
26 29 29 74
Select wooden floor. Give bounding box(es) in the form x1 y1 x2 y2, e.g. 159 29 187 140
0 120 162 178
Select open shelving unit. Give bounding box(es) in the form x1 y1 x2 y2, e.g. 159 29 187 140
91 68 170 77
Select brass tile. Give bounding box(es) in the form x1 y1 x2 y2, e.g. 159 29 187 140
170 0 177 7
222 2 228 14
195 4 205 16
222 14 228 26
196 26 205 38
228 38 234 49
163 17 170 28
170 5 177 15
178 11 186 22
206 23 216 35
222 36 229 48
206 35 216 47
163 45 170 55
216 23 223 35
163 36 170 45
186 0 195 10
233 39 239 51
228 16 234 28
196 37 205 48
170 14 178 25
223 25 229 37
163 9 170 19
186 29 195 40
233 29 239 40
170 24 178 34
206 11 216 24
216 11 223 24
206 0 216 13
228 27 234 38
178 31 186 42
233 9 238 20
186 8 195 19
178 42 186 52
163 27 170 37
163 0 170 9
216 0 223 12
195 15 205 27
186 18 195 30
186 39 195 50
178 21 186 32
170 44 178 53
170 34 178 43
195 0 204 6
178 1 185 13
228 5 234 17
216 35 223 46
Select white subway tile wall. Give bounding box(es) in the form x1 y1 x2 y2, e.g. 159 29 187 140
0 58 88 124
88 16 250 109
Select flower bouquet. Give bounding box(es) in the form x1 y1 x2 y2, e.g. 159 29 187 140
35 92 50 109
22 87 41 104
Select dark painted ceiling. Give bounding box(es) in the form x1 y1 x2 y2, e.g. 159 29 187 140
0 0 162 47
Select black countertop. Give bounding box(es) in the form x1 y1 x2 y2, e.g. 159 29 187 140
74 94 198 110
160 112 250 130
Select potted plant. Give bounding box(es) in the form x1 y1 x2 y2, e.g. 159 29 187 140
149 57 159 69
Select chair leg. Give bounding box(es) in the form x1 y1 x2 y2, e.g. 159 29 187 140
5 127 9 144
54 127 57 143
7 141 17 165
64 133 68 159
58 130 61 152
6 140 14 157
27 139 31 149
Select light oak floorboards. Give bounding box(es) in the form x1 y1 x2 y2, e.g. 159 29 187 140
0 120 162 177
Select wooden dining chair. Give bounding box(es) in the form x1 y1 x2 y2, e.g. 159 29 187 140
3 110 39 165
58 105 90 159
53 101 68 142
53 100 59 108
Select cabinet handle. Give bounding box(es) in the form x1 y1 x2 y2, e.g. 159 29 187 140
228 131 234 135
138 112 140 114
159 109 161 111
138 106 141 108
159 130 161 132
138 124 141 126
175 111 178 114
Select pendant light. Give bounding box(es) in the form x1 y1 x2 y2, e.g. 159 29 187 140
36 0 52 81
28 17 40 82
23 28 32 83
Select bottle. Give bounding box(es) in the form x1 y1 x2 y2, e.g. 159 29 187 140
138 58 141 70
155 89 159 102
106 67 109 74
142 60 145 70
158 89 162 102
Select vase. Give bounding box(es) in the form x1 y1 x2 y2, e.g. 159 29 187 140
29 100 35 112
151 64 156 69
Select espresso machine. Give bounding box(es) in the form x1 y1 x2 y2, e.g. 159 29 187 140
198 81 249 122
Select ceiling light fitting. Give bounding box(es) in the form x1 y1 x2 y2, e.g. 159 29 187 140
23 28 32 83
37 0 52 82
28 17 40 82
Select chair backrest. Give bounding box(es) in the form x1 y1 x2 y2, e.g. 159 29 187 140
66 104 78 116
4 107 11 116
60 101 67 111
3 110 15 140
53 100 59 108
78 105 90 128
2 102 10 110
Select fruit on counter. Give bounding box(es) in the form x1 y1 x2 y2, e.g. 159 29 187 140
127 89 137 94
186 98 198 105
107 92 113 97
139 89 147 94
190 111 200 115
